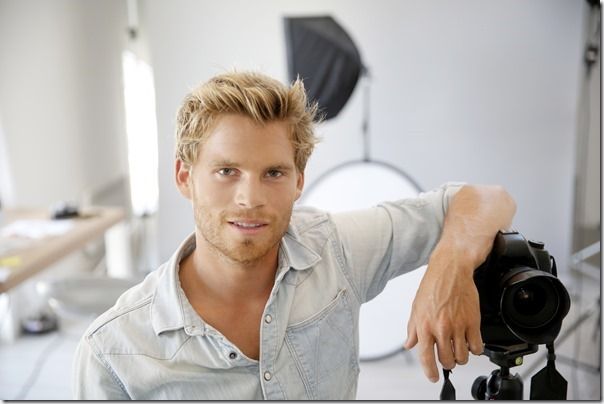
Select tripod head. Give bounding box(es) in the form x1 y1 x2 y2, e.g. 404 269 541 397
482 343 539 369
470 343 538 400
468 343 567 400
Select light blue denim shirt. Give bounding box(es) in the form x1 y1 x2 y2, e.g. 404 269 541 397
73 182 463 400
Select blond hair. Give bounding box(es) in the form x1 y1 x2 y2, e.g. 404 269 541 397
175 71 320 172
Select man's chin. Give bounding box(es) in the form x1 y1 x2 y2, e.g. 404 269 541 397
227 250 269 265
227 236 287 265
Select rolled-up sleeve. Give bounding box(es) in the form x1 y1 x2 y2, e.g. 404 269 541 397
330 182 464 303
72 335 130 400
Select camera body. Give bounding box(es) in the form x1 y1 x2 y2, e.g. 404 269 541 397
473 230 571 348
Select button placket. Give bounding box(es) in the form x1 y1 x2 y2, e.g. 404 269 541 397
260 304 276 395
259 268 291 399
261 311 274 381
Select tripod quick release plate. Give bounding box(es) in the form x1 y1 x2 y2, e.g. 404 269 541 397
482 343 539 369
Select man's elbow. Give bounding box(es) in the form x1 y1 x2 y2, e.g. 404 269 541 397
496 185 516 218
463 184 517 220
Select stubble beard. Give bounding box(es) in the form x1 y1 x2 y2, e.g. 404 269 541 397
192 203 290 266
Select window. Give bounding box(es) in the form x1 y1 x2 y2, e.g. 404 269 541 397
121 50 159 216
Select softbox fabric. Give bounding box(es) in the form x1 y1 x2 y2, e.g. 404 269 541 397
284 16 363 120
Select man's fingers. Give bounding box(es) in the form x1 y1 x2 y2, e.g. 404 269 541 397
404 319 418 350
404 330 418 350
436 335 456 370
453 333 469 365
417 334 439 382
467 325 484 355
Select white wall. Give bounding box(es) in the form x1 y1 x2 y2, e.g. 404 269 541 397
142 0 588 273
0 0 132 340
0 0 129 207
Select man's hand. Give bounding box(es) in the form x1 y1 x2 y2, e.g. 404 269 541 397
403 185 516 382
404 246 484 382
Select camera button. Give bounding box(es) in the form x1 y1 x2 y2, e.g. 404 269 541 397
528 240 545 249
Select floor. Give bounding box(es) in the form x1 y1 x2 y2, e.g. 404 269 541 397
0 272 600 401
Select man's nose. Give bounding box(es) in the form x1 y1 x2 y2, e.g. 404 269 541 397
235 177 267 209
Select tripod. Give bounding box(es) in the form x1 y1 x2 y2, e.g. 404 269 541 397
471 344 538 400
469 342 568 400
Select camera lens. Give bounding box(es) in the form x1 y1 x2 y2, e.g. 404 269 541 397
506 279 559 329
513 284 547 316
499 268 570 343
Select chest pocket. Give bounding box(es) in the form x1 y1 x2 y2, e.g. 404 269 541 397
284 288 359 399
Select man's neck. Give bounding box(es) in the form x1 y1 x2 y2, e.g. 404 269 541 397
178 232 280 360
180 233 279 305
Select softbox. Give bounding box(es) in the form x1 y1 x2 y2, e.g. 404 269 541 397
284 16 364 120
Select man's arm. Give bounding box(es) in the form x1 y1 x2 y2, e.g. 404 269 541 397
330 182 464 304
403 184 516 382
73 337 130 399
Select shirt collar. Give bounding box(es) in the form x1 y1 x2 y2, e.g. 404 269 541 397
279 222 322 270
151 224 322 336
151 233 198 336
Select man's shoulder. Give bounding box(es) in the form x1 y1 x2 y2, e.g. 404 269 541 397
286 205 340 262
290 205 337 240
82 265 165 345
291 205 331 230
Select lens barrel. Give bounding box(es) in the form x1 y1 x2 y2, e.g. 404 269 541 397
499 267 570 344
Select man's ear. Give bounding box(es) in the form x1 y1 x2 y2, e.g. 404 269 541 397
175 159 192 200
294 171 304 201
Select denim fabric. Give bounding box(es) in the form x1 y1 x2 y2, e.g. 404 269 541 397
73 182 463 400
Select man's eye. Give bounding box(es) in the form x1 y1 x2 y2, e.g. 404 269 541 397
266 170 283 178
218 168 236 176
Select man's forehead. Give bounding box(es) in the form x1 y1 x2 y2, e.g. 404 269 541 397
197 116 297 168
207 157 294 170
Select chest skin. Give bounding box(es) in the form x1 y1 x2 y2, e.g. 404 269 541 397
190 297 267 360
177 247 275 361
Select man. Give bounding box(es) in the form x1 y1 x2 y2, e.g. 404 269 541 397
73 71 516 399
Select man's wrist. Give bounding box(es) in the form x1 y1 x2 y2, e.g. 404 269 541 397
430 236 490 276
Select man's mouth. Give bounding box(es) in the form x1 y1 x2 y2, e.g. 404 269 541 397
227 220 269 232
230 221 265 228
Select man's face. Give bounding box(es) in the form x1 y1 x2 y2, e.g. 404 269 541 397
176 114 304 265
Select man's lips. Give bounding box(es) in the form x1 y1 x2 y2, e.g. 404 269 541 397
227 220 269 232
228 220 268 227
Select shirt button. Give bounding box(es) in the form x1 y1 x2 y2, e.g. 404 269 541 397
264 314 273 324
264 371 272 381
229 352 237 360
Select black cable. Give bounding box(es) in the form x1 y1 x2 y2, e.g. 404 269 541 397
359 347 406 363
12 331 64 400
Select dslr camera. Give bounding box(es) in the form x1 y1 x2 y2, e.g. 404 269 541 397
473 230 570 349
440 230 572 400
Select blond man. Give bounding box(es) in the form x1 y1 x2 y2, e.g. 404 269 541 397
73 71 516 400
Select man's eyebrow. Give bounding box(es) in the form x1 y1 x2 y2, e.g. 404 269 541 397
209 160 294 171
209 159 240 168
267 164 294 171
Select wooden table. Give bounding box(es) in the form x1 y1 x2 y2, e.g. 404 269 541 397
0 207 125 293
